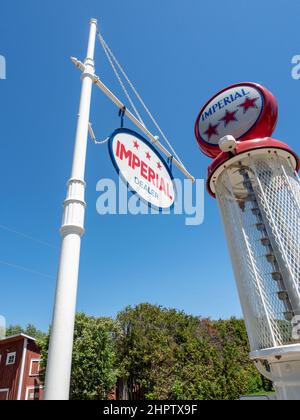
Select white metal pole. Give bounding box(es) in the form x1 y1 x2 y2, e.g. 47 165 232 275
44 18 97 400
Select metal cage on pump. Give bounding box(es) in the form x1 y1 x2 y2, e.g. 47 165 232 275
209 145 300 351
195 82 300 400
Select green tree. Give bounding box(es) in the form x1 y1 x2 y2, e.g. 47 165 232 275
5 307 273 400
40 313 120 400
116 304 222 400
115 304 272 400
5 325 24 336
213 318 272 399
6 324 46 341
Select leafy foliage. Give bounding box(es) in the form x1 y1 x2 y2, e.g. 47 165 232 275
8 305 272 400
115 304 272 400
6 323 46 341
39 313 120 400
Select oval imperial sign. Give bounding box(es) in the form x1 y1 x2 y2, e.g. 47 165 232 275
109 128 175 210
195 82 278 158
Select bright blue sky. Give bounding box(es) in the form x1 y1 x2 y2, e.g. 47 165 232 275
1 0 300 332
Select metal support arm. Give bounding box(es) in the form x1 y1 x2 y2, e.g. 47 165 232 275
71 57 195 183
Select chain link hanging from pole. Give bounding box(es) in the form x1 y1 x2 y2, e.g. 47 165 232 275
98 32 146 127
97 31 186 169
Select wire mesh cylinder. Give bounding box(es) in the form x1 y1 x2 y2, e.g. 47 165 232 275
215 151 300 351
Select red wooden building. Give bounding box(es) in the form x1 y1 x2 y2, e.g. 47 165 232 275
0 334 44 400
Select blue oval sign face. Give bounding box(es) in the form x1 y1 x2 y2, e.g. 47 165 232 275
198 85 264 146
194 82 278 158
108 128 175 210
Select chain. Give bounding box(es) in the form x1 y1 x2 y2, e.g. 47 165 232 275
97 32 185 168
98 33 145 127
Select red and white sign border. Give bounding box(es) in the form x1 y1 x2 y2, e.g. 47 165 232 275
108 128 176 211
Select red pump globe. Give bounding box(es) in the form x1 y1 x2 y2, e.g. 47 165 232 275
195 82 278 158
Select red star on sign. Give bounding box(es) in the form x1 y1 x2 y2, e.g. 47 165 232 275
133 140 139 149
157 162 162 170
146 151 151 160
238 97 259 113
204 123 219 141
219 110 238 127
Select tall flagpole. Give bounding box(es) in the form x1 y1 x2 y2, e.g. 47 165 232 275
44 18 97 400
